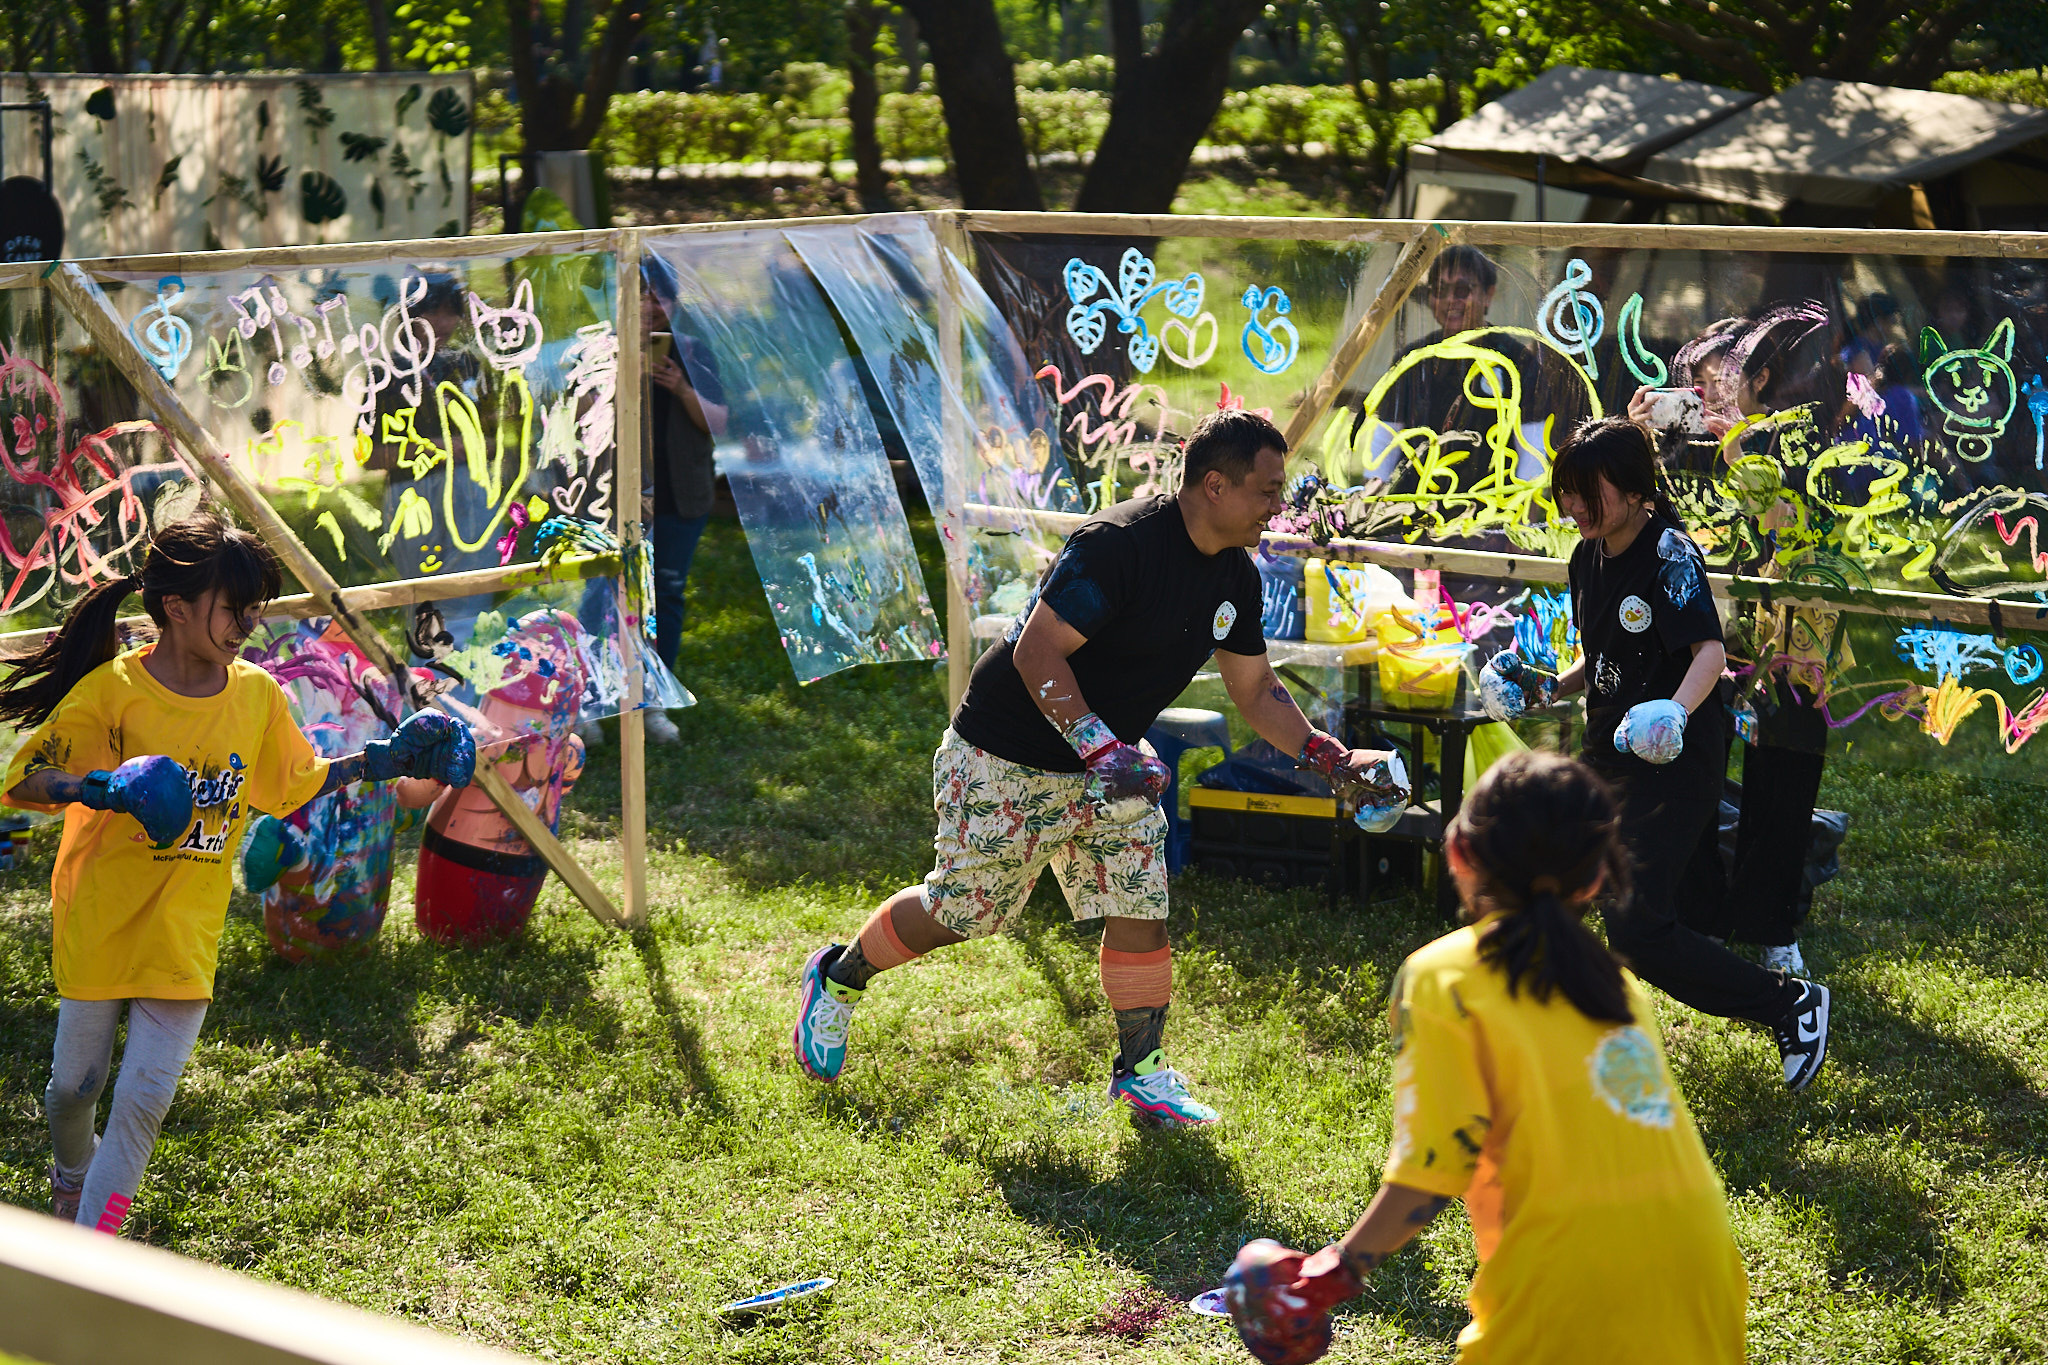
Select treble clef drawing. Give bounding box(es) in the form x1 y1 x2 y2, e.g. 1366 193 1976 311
386 272 437 406
130 276 193 381
1062 248 1205 375
1537 257 1605 381
1240 284 1299 375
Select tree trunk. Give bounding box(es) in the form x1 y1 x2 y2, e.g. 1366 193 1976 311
846 0 891 212
894 7 921 92
1074 0 1265 215
505 0 645 156
76 0 120 71
900 0 1042 210
366 0 394 72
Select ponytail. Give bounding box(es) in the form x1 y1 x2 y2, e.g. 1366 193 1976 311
0 511 281 730
1449 751 1635 1024
0 574 143 729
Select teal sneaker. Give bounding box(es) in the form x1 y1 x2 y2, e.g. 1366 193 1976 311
794 944 861 1082
1108 1049 1219 1127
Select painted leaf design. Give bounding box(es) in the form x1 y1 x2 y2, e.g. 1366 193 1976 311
257 100 269 134
85 87 115 120
427 87 470 138
396 84 423 122
340 132 388 163
300 171 347 224
153 155 183 208
369 179 387 228
256 154 287 193
297 80 335 137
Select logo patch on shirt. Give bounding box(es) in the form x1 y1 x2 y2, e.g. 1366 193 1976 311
1588 1026 1674 1129
1618 594 1652 633
1212 600 1238 640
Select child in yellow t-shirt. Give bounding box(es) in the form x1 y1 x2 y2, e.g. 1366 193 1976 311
1227 750 1746 1365
2 513 476 1236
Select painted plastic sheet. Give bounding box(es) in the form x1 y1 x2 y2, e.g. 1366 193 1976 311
969 226 2048 780
785 214 1080 658
645 226 941 683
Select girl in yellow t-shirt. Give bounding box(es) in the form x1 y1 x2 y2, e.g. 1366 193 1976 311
2 513 476 1236
1227 750 1746 1365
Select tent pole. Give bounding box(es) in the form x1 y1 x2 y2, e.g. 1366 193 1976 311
615 233 649 929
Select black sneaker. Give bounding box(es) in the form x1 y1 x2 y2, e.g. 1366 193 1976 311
1773 980 1830 1092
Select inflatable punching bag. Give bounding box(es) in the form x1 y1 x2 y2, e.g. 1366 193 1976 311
410 610 590 944
244 620 409 962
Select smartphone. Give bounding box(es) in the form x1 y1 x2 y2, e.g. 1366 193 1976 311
1645 386 1706 435
649 331 674 366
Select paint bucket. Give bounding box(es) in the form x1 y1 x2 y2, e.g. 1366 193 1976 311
0 815 31 870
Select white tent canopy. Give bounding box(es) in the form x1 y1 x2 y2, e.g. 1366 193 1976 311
1642 78 2048 211
1433 66 1761 168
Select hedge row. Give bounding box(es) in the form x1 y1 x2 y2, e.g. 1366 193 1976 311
570 80 1443 175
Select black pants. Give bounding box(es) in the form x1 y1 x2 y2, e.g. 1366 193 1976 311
1597 773 1800 1028
1724 743 1825 947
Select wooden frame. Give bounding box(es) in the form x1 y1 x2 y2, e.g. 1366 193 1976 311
6 209 2045 948
42 263 626 930
0 1202 537 1365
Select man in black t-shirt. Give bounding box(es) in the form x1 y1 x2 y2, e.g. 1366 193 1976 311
791 411 1403 1127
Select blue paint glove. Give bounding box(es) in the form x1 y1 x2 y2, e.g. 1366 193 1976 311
1299 731 1410 833
364 711 476 787
1478 651 1557 722
80 755 193 849
1615 699 1688 764
242 815 307 894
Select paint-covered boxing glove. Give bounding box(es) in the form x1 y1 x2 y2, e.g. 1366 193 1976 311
1298 731 1411 832
364 711 477 787
80 755 193 849
1478 650 1556 722
241 815 307 894
1062 712 1170 822
1224 1239 1364 1365
1615 698 1688 764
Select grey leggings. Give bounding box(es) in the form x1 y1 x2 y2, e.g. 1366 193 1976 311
47 997 208 1233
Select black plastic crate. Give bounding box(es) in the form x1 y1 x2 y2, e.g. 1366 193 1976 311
1186 789 1422 898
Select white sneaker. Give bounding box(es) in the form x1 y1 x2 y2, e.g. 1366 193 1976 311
645 710 681 744
1772 980 1830 1092
1761 942 1807 975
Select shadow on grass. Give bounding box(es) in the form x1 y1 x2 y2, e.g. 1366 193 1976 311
633 928 731 1117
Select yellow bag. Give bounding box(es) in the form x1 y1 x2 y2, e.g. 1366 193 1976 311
1305 559 1408 644
1375 605 1468 711
1462 720 1529 788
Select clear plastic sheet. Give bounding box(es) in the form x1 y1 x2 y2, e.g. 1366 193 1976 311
645 226 941 682
786 215 1078 658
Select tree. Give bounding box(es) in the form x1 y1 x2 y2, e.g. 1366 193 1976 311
1073 0 1269 214
845 0 890 211
505 0 647 155
898 0 1042 210
1549 0 2036 91
1318 0 1404 181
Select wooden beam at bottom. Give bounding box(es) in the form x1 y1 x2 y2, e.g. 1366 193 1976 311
0 1203 533 1365
960 501 2048 629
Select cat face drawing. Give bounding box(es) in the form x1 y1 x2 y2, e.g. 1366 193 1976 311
467 277 543 374
1921 317 2017 464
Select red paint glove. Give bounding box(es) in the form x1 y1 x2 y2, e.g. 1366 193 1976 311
1224 1240 1364 1365
1063 711 1170 816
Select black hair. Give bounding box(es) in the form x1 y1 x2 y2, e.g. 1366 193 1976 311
1673 316 1745 387
1549 415 1677 528
1733 301 1842 415
415 270 465 317
0 511 283 729
1427 245 1498 293
1183 409 1286 487
1449 750 1635 1023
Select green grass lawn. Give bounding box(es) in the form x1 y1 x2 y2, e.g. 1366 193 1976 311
4 513 2048 1362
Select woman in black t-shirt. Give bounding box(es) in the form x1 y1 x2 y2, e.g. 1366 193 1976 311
1481 417 1831 1093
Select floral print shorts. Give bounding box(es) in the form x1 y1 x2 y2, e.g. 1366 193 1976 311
919 729 1170 938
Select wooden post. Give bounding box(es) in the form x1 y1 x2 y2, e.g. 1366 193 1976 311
934 211 974 712
1281 222 1453 452
615 233 649 929
45 262 625 930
